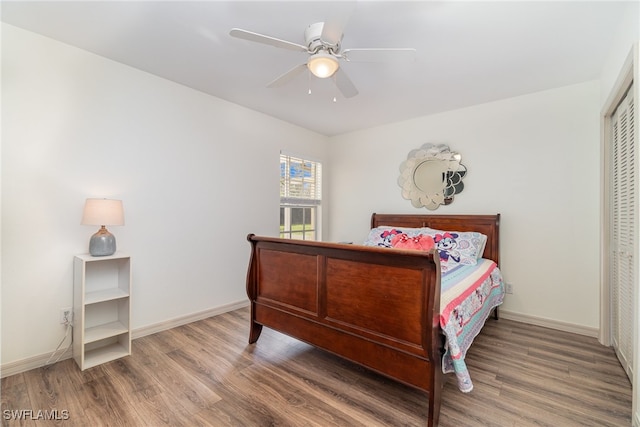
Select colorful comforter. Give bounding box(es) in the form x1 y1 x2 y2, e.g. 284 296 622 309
440 259 505 392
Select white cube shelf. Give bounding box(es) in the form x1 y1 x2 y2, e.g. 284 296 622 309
73 253 131 370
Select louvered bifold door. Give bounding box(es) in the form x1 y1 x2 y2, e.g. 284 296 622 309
611 85 635 381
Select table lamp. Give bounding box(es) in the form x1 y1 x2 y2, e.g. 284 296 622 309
81 198 125 256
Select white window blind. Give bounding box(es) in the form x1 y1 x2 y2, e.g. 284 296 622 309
280 154 322 240
280 155 322 205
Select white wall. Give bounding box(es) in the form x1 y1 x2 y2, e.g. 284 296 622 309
1 24 328 368
599 1 639 106
328 81 601 330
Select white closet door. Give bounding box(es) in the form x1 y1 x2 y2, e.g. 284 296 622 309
611 85 635 381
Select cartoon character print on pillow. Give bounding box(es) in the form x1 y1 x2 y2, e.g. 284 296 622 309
378 228 404 247
433 231 482 272
434 232 461 263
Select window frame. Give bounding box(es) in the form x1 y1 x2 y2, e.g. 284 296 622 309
279 153 322 241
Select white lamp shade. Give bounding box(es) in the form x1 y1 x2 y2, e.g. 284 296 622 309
307 52 339 78
81 198 125 226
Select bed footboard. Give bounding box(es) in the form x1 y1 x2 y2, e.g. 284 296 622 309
246 234 444 427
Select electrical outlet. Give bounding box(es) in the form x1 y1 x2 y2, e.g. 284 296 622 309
60 308 73 324
505 283 513 294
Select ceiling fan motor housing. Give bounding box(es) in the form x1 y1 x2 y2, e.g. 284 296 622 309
305 22 340 54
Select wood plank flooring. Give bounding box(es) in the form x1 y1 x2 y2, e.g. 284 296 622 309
1 306 632 426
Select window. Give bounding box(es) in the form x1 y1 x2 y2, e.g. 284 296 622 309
280 154 321 240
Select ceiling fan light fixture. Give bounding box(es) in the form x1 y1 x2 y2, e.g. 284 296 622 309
307 52 339 78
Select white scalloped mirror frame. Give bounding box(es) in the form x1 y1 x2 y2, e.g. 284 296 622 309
398 143 467 210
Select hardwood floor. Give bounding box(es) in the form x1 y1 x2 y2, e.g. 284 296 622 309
1 307 632 426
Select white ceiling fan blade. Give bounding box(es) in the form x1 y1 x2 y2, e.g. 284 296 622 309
230 28 308 52
320 19 346 48
267 64 307 88
320 2 357 47
334 68 358 98
342 48 417 62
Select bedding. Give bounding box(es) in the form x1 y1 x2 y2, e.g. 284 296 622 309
440 259 504 392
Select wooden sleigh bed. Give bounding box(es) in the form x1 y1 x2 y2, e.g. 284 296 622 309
245 213 501 427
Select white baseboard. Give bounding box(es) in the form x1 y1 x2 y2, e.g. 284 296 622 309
0 347 74 379
131 299 249 339
499 310 599 338
0 299 250 378
634 411 639 427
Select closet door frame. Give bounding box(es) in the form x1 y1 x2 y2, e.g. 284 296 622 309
601 48 637 342
600 44 639 425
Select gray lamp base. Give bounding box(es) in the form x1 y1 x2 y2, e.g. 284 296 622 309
89 226 117 256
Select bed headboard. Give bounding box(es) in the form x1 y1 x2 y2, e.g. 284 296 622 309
370 213 501 266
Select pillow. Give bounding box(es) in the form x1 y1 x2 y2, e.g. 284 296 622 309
363 226 487 272
362 226 424 248
390 233 435 251
425 230 488 272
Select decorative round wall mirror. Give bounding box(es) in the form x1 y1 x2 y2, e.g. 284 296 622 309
398 143 467 210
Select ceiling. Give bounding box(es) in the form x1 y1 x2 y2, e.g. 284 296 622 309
1 1 633 136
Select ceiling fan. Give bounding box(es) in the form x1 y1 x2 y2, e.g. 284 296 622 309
229 19 416 99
